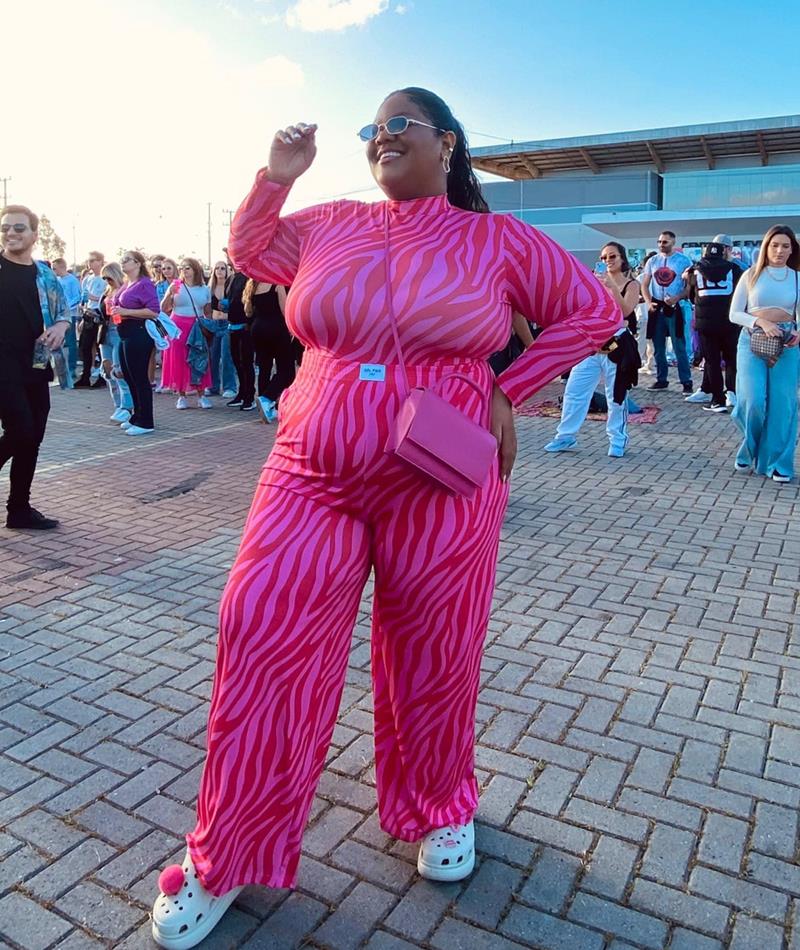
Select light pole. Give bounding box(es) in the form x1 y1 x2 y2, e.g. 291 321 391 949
206 202 212 269
223 208 234 229
0 177 11 206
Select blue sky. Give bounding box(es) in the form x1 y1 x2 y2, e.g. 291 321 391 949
8 0 800 261
200 0 800 145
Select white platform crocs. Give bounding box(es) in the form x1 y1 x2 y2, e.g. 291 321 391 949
151 854 243 949
417 820 476 882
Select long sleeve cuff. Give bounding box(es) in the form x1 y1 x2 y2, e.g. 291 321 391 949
497 315 622 407
730 310 756 329
228 173 293 275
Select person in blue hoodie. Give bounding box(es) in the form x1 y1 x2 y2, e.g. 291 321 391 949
0 204 71 530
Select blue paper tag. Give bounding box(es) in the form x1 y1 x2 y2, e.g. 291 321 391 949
359 364 386 382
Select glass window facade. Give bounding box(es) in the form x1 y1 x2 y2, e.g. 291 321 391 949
482 172 660 220
515 204 655 225
663 165 800 210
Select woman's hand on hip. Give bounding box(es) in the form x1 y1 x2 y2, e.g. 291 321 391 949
268 123 318 186
491 384 516 483
754 317 785 338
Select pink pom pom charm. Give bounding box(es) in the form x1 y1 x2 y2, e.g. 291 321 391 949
158 864 186 896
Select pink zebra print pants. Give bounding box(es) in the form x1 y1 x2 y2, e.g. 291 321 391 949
186 351 509 894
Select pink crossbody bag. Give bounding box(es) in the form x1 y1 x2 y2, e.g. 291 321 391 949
382 212 498 497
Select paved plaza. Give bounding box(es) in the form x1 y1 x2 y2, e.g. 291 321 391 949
1 376 799 950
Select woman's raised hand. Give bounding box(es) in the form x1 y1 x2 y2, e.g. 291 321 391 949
268 123 318 186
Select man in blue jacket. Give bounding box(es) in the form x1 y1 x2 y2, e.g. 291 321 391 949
0 205 71 529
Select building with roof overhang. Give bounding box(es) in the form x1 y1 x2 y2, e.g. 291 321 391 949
471 115 800 267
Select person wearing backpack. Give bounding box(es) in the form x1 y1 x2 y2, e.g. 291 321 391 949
684 237 743 413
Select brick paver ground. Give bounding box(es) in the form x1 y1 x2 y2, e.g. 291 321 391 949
1 375 799 950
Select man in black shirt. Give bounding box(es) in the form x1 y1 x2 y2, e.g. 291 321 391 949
685 240 743 413
0 205 70 529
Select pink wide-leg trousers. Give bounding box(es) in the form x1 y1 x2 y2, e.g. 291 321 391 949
187 353 508 893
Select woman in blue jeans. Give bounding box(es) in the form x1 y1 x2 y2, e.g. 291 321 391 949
205 261 238 397
99 263 134 424
544 242 638 458
729 225 800 483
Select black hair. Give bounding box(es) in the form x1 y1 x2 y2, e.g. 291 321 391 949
394 87 489 214
659 230 676 240
600 241 632 275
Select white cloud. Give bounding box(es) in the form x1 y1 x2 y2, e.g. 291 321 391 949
285 0 389 32
242 54 305 87
218 0 246 19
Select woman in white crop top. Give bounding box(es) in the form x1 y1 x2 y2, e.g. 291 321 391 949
728 225 800 482
160 258 214 409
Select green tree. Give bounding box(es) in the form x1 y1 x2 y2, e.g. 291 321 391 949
37 215 67 260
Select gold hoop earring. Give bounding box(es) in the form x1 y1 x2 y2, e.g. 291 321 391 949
443 152 451 174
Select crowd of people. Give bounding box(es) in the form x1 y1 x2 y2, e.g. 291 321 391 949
541 225 799 479
2 210 798 500
0 221 304 528
54 249 301 432
0 211 798 520
1 84 799 950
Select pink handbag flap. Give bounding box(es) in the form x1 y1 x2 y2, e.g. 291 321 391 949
390 388 497 494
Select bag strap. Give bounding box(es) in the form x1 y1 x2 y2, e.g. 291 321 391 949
383 207 489 403
383 209 411 397
181 282 201 319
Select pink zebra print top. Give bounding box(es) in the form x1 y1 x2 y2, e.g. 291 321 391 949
229 173 621 405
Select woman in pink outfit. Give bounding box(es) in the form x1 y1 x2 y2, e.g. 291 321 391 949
151 87 620 949
160 257 213 408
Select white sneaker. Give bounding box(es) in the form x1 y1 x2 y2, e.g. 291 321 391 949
685 391 712 404
198 396 213 410
257 396 276 423
222 389 236 398
725 391 737 409
176 396 189 410
120 420 133 430
151 855 242 950
110 408 131 423
125 425 154 436
417 821 475 882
